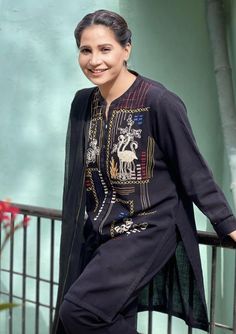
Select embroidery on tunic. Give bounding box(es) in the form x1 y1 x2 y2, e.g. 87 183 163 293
113 185 136 196
137 209 157 216
85 169 99 212
147 136 155 178
106 108 151 184
115 198 134 216
86 139 100 165
111 114 142 181
86 99 103 167
110 218 149 237
140 182 151 211
93 170 109 221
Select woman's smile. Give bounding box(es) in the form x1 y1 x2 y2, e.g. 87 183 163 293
88 68 109 76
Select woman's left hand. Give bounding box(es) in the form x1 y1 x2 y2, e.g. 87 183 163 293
228 230 236 242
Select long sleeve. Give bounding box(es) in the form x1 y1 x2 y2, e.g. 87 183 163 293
152 90 236 239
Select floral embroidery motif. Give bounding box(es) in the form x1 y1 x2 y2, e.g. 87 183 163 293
110 218 148 237
86 139 100 165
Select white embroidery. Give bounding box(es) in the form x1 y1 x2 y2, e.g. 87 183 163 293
86 139 100 165
112 115 142 180
113 218 148 236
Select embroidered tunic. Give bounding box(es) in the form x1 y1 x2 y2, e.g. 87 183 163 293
53 72 236 333
85 73 236 240
82 72 236 330
85 76 159 238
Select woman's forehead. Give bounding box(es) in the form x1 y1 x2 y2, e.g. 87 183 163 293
80 25 118 46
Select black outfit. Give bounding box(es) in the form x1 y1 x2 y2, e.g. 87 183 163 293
53 71 236 334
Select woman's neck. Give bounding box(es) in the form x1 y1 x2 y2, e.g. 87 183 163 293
98 69 137 105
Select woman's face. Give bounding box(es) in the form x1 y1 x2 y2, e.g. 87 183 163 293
79 24 131 89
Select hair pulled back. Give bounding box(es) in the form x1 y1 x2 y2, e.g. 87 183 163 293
74 9 132 48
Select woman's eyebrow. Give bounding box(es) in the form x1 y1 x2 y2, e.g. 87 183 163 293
79 45 90 49
80 43 113 49
97 43 113 47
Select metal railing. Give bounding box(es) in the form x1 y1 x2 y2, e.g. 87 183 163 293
0 203 236 334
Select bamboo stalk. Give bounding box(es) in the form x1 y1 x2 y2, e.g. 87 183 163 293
206 0 236 205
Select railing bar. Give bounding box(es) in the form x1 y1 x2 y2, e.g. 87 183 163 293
209 246 217 334
214 322 233 330
233 250 236 332
13 202 62 220
2 201 236 334
2 201 236 247
167 315 172 334
0 268 59 285
35 217 41 334
1 200 236 247
9 214 14 334
22 216 27 334
198 231 236 249
49 219 55 333
148 279 153 334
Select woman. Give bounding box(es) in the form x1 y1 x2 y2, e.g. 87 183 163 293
53 9 236 334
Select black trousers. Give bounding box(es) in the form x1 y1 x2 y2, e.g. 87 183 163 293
59 222 178 334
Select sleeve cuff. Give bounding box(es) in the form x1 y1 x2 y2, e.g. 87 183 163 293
213 216 236 241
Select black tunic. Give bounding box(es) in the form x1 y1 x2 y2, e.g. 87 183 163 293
52 71 236 333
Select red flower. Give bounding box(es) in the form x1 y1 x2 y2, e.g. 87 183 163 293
0 200 30 257
0 213 10 223
0 201 10 212
9 206 20 217
23 216 30 227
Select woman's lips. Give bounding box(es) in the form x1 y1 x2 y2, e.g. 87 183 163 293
89 68 108 75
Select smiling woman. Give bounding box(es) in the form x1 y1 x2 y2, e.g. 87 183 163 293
52 9 236 334
77 24 135 109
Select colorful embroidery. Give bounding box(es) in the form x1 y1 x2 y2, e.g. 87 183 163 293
115 198 134 216
106 108 151 184
85 81 159 233
147 136 155 178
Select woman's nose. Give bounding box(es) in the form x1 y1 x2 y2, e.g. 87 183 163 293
89 53 102 66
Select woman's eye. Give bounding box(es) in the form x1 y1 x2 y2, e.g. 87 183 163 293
101 48 111 53
80 48 91 54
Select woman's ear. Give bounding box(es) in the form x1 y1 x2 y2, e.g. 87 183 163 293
124 43 132 63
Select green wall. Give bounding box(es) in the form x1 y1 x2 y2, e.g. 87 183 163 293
0 0 235 333
225 0 236 98
216 1 236 333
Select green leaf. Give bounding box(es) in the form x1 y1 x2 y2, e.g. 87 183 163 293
0 303 19 311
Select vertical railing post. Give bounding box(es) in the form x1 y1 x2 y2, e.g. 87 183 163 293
148 279 153 334
49 219 55 334
22 216 27 334
167 314 172 334
9 215 14 334
35 217 41 334
233 250 236 332
209 246 217 334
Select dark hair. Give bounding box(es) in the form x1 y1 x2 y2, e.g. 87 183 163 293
74 9 132 48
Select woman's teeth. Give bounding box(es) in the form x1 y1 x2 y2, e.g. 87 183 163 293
90 69 107 73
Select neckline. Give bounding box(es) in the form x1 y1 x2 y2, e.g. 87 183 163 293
96 70 141 107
